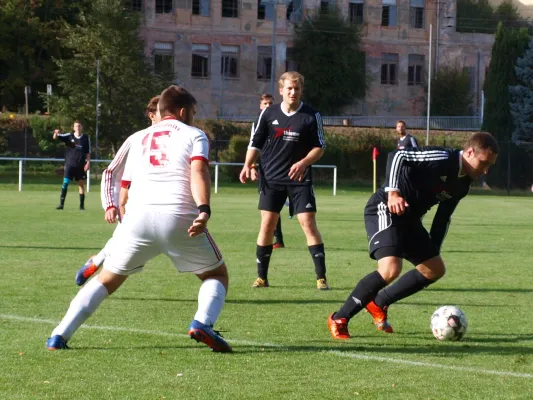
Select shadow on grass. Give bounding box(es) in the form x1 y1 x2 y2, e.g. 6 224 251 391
0 244 102 251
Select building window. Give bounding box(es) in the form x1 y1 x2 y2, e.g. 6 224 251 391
221 45 239 78
153 42 173 76
381 53 398 85
192 44 210 78
193 0 210 16
285 47 299 71
381 0 397 26
257 46 272 80
125 0 143 11
320 0 329 14
222 0 238 17
408 54 424 85
286 0 302 21
410 0 424 29
258 0 274 20
349 1 364 24
156 0 173 13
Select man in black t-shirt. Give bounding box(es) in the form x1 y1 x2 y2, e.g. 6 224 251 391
53 120 91 210
240 72 329 290
395 120 418 150
327 132 499 339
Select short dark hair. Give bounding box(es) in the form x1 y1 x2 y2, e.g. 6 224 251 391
464 132 500 155
260 93 273 101
145 95 160 118
158 86 197 118
396 120 406 127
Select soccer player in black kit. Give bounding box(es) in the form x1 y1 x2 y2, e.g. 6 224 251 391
53 120 91 210
395 120 418 150
328 132 499 339
239 71 329 290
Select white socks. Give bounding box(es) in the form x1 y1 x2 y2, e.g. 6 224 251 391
93 247 108 267
194 279 227 326
51 278 109 341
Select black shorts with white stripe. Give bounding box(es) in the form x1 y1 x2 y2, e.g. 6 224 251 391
364 192 439 266
258 180 316 215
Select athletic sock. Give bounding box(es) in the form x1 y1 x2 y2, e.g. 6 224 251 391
334 271 387 320
256 244 273 280
274 218 283 243
374 269 435 309
79 194 85 208
193 279 227 326
59 188 67 206
51 278 109 341
92 249 107 267
308 243 326 279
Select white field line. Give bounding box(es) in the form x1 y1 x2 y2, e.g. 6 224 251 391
2 314 532 379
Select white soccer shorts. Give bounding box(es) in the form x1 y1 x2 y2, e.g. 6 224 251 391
103 210 224 275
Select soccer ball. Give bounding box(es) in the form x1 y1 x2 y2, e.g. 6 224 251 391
430 306 468 341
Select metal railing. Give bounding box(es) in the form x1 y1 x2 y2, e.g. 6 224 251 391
0 157 338 196
218 115 482 131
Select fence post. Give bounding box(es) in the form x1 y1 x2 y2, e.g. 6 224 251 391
333 167 337 196
87 169 91 193
214 164 219 194
18 159 23 192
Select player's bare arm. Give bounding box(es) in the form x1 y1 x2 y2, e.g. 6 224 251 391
387 190 409 216
84 152 91 172
288 147 324 181
118 186 129 221
189 159 211 237
239 148 260 183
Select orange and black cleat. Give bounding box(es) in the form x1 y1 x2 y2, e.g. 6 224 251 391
75 256 100 286
366 301 393 333
328 313 351 339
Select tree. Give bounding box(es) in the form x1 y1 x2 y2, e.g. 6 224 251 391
0 0 91 112
509 39 533 153
291 9 367 115
430 63 473 116
482 23 529 140
53 0 168 155
456 0 526 34
482 23 530 188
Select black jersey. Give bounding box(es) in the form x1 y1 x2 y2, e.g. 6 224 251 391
396 134 418 150
381 147 472 250
249 102 326 185
57 133 91 167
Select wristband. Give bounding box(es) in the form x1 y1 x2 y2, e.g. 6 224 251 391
198 204 211 217
250 164 256 169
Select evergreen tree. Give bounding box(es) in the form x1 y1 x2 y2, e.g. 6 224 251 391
482 23 530 188
292 9 367 114
430 63 473 116
53 0 168 155
509 39 533 153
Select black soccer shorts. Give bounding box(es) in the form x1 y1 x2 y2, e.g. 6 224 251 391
364 193 439 266
64 165 87 181
258 181 316 215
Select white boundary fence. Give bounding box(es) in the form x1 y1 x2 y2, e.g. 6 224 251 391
0 157 338 196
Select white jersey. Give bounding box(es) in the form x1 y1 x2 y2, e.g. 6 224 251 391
124 117 209 216
100 131 142 211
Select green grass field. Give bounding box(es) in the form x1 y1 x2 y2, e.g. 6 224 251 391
1 185 532 399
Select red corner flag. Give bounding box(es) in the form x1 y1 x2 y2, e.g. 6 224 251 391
372 146 380 160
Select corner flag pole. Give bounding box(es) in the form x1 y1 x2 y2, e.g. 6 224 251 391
372 146 380 193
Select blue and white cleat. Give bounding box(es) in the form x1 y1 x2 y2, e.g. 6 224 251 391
75 256 99 286
188 320 232 353
46 335 69 350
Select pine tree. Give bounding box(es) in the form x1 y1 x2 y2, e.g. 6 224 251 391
509 39 533 153
482 23 530 188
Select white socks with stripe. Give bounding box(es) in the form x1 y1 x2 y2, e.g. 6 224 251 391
51 278 109 341
194 279 226 327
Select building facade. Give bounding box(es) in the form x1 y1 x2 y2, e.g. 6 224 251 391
136 0 494 118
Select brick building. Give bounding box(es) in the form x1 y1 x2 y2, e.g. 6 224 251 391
135 0 494 118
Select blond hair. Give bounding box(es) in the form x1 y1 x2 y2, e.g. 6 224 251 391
278 71 304 89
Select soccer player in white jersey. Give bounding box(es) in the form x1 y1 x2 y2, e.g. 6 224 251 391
47 85 232 352
74 96 160 286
